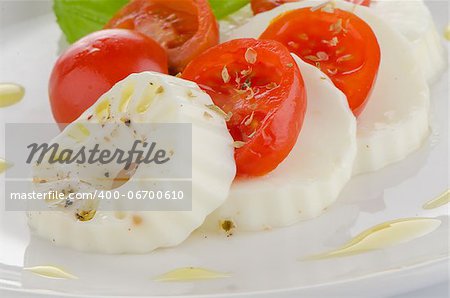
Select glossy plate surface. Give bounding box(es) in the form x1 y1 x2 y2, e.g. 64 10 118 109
0 1 448 297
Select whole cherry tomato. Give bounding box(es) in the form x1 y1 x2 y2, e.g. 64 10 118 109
49 29 168 124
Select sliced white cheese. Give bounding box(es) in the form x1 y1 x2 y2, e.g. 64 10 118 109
372 0 446 83
28 72 236 253
226 0 430 175
220 0 446 83
201 57 357 231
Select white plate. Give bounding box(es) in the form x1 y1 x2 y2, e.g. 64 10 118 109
0 1 448 297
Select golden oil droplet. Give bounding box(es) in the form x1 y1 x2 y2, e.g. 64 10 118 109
0 158 11 173
136 84 163 113
119 83 135 113
24 265 77 279
308 217 441 260
67 123 90 142
154 267 230 282
445 23 450 41
423 190 450 210
114 210 127 219
0 83 24 107
95 99 111 121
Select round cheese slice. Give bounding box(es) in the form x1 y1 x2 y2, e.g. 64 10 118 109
225 0 430 175
372 0 446 83
28 72 236 253
201 57 357 232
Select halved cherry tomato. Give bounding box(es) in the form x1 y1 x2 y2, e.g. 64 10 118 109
49 29 168 125
260 7 380 115
106 0 219 74
251 0 371 15
182 38 306 177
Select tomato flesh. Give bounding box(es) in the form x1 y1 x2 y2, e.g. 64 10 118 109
260 7 380 115
251 0 371 14
106 0 219 74
182 38 307 177
49 29 168 125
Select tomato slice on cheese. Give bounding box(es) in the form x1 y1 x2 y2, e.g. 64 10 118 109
106 0 219 74
182 38 307 177
260 6 380 115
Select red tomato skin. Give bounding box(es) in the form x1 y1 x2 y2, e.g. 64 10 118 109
259 8 380 116
251 0 371 14
235 71 305 177
182 39 307 177
49 29 168 125
106 0 219 74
